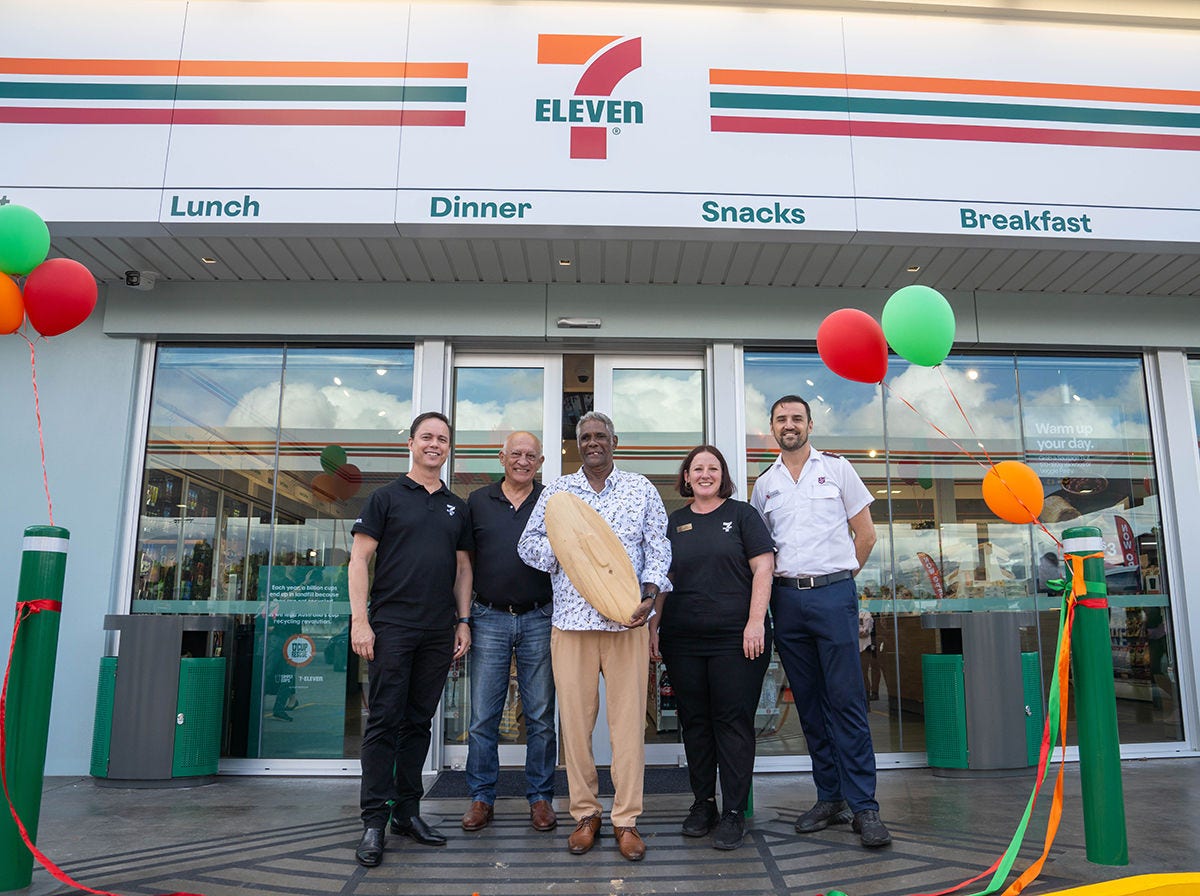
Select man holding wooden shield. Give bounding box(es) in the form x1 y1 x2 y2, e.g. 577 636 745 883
518 411 672 862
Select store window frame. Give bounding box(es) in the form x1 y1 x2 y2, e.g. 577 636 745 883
116 339 420 775
743 346 1187 764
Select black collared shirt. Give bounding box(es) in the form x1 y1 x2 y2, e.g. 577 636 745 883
468 478 552 609
352 474 473 629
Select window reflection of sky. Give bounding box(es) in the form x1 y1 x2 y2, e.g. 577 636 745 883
149 346 415 434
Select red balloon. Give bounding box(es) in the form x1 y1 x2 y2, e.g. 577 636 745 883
22 258 97 337
330 463 363 500
817 309 888 384
0 275 24 334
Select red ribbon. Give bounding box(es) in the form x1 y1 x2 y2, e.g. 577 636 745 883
2 600 202 896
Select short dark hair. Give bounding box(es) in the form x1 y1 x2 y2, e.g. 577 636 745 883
769 394 812 421
409 410 452 439
676 444 735 499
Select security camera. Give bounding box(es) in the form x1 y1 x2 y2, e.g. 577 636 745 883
576 367 590 384
124 270 157 291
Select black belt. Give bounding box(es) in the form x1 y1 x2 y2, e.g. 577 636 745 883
474 597 551 616
773 571 854 590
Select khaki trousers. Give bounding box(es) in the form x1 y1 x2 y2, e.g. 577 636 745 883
550 625 649 827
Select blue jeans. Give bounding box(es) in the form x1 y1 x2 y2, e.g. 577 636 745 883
466 599 557 805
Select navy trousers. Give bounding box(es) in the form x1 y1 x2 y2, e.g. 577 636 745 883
770 578 878 813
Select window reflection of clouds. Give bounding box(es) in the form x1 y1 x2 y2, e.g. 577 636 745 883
860 361 1018 442
230 381 412 432
743 354 876 437
613 370 703 434
151 347 284 430
454 369 543 433
151 347 415 433
1018 359 1150 442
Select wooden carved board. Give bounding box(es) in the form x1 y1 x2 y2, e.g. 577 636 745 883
544 491 641 625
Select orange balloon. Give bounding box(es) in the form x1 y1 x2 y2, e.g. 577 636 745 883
0 275 24 334
312 472 340 501
982 461 1044 524
330 463 363 501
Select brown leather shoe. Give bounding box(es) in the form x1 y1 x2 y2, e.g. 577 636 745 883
614 825 646 861
530 799 558 831
567 813 601 854
460 801 493 831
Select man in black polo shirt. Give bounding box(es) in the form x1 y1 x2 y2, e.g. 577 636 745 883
461 431 556 834
350 411 473 867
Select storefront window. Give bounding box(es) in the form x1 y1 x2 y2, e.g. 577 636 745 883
132 345 414 761
745 351 1182 760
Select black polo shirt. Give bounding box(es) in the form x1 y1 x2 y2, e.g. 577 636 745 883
467 479 552 610
351 474 473 629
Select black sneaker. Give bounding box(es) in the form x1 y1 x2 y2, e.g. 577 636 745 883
852 809 892 848
681 799 719 837
712 810 745 850
794 799 853 833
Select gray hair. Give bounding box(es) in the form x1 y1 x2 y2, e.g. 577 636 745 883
575 410 615 440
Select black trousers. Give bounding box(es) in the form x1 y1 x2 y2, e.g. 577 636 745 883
360 621 455 827
661 641 771 814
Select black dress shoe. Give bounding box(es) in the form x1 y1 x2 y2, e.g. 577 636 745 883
355 827 385 866
389 815 447 846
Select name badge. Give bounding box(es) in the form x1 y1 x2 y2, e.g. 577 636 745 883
676 523 693 532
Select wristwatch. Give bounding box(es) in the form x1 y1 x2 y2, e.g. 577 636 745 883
457 616 473 625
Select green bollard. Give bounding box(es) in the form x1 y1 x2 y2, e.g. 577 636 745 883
1062 526 1128 866
1 525 69 892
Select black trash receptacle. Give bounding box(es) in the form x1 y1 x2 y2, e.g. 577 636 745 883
91 614 231 787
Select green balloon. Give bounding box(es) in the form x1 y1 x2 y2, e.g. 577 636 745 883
0 205 51 276
918 474 934 490
320 444 348 474
882 285 955 367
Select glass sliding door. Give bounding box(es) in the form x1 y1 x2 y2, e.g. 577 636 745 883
441 354 563 768
594 354 706 763
132 344 415 765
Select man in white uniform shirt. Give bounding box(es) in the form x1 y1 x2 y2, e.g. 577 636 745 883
518 411 671 862
750 395 890 848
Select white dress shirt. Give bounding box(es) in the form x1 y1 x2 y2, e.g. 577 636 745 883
750 447 873 577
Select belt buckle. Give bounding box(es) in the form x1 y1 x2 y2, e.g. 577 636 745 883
798 576 815 589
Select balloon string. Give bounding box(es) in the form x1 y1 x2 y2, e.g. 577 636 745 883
880 380 992 472
937 366 1000 469
880 378 1061 550
19 332 54 526
933 367 1061 548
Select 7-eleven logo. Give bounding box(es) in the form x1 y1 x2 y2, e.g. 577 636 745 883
535 34 643 160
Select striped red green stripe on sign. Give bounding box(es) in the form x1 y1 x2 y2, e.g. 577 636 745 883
710 69 1200 151
0 57 468 126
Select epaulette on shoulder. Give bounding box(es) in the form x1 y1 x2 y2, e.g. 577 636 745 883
821 450 841 459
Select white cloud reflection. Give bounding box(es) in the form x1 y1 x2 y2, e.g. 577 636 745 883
228 381 412 432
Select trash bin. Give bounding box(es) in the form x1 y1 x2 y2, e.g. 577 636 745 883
921 612 1043 777
91 614 231 787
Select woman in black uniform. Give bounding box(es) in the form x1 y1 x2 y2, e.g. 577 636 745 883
649 445 774 850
